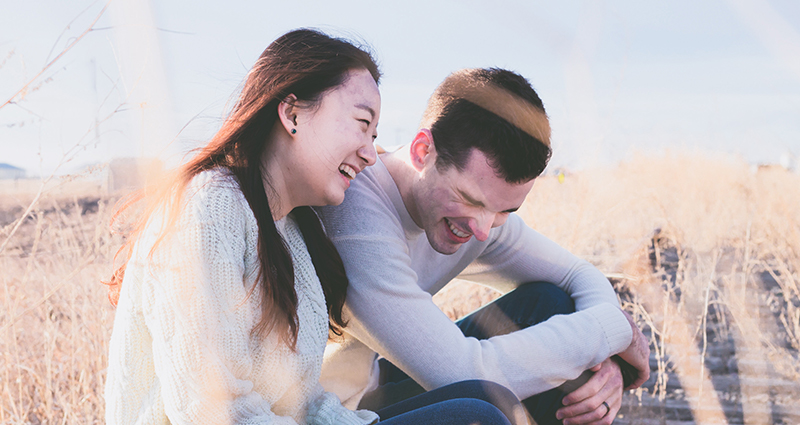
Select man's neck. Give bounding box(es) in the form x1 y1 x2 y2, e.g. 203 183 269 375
381 148 423 229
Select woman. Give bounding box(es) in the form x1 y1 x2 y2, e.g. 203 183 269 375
104 29 522 425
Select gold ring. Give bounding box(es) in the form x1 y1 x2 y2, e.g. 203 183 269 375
601 401 611 418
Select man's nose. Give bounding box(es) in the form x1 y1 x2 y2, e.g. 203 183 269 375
470 212 494 242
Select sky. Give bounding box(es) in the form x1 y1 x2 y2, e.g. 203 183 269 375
1 0 800 177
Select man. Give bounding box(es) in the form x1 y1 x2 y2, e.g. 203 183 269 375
316 68 649 425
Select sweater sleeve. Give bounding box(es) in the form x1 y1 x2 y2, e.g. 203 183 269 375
460 213 631 332
140 181 298 425
306 391 379 425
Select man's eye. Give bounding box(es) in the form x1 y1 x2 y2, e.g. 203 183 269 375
359 119 371 126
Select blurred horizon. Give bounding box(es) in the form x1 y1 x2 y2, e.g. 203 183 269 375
2 0 800 177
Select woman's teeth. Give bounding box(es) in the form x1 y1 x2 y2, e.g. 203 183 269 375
446 219 470 238
339 164 356 180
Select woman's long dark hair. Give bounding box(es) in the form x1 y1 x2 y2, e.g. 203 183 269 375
105 29 381 349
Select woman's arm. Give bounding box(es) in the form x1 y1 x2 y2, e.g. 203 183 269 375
140 177 299 425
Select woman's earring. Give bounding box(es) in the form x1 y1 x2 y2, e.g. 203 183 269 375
291 129 297 134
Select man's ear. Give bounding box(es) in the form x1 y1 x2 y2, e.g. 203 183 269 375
409 129 436 172
277 94 299 136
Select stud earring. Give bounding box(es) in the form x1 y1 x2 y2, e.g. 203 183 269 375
291 129 297 134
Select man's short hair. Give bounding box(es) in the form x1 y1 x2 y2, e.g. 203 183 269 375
421 68 552 183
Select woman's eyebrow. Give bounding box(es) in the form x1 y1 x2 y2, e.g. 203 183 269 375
355 104 376 119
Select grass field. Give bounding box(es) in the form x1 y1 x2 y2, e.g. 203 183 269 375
2 152 799 424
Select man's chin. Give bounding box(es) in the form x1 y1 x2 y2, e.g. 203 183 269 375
427 235 463 255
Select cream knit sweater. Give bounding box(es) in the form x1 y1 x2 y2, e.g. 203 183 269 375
105 169 377 425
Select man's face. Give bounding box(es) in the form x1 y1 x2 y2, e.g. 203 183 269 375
410 148 535 255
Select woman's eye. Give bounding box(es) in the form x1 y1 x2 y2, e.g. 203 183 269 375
358 119 371 127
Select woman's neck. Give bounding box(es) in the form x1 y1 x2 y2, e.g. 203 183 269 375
260 132 297 221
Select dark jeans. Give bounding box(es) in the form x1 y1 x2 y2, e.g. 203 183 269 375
359 282 576 425
379 380 521 425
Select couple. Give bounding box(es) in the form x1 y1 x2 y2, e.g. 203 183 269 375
104 29 649 425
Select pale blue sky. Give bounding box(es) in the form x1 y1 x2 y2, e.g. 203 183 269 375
2 0 799 176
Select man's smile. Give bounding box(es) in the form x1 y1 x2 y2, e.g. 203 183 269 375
444 218 471 241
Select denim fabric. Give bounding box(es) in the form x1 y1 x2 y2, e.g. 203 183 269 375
359 282 576 425
380 398 510 425
378 380 519 425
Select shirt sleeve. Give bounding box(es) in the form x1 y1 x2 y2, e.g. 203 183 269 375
140 181 298 425
461 213 625 311
322 203 632 401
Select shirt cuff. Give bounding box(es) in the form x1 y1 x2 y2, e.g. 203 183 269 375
587 303 633 355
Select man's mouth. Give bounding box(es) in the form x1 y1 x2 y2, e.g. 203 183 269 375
338 164 356 180
445 218 471 239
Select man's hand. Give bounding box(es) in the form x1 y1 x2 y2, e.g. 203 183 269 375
616 309 650 390
556 358 622 425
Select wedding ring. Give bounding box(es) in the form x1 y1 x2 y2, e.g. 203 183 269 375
601 401 611 418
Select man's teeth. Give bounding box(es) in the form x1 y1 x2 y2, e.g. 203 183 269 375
447 219 470 238
338 164 356 180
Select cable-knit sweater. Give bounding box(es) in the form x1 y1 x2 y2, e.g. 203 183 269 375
105 169 378 425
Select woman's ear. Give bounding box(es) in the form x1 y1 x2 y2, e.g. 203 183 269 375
277 94 299 136
409 129 436 172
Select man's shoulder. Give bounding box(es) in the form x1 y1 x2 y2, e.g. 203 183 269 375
315 162 405 241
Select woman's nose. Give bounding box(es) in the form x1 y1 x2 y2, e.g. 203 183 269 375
359 143 377 166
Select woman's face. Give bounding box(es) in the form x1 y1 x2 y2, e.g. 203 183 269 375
292 68 381 206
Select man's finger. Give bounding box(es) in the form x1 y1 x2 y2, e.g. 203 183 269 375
558 359 623 422
626 369 650 391
561 366 608 406
562 358 620 406
561 389 622 425
557 375 617 419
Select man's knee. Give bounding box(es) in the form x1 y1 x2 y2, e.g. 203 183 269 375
438 381 525 425
439 380 517 405
435 399 512 425
517 282 575 317
456 282 576 338
497 282 575 327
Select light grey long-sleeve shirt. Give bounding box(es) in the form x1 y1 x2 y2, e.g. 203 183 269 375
315 157 632 409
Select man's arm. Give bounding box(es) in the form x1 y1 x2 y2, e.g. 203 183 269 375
331 230 633 400
459 214 620 311
316 164 634 400
462 214 650 407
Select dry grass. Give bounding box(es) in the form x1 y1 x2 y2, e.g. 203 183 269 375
2 152 799 423
1 178 119 424
438 151 800 424
519 151 800 381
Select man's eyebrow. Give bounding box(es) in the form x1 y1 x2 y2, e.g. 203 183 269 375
355 104 376 119
458 189 484 208
459 188 520 213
